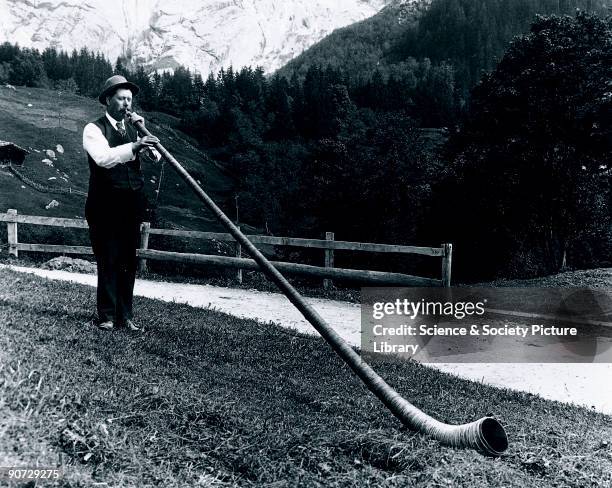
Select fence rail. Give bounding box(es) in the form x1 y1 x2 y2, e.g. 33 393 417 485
1 209 452 287
144 227 444 256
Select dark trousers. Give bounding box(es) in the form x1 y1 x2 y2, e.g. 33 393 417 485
86 189 144 325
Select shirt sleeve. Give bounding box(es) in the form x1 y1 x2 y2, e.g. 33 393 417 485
83 123 136 169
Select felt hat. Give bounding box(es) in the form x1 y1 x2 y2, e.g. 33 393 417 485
98 75 140 105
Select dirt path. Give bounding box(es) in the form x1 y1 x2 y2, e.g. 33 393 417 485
3 264 611 415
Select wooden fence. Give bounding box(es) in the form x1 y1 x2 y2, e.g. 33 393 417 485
1 209 452 287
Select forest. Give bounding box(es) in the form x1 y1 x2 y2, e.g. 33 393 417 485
0 2 610 280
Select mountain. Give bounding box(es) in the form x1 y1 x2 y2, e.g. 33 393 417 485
0 0 396 77
277 0 610 91
277 0 430 82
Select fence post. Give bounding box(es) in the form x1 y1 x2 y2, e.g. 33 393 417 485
324 231 335 290
7 209 18 258
139 222 151 273
235 226 243 284
441 243 452 287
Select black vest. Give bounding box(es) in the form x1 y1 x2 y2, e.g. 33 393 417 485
87 115 144 192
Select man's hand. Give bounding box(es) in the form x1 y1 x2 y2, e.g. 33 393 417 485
126 111 160 157
126 111 145 127
132 136 160 155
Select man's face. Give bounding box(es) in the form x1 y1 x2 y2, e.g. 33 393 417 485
106 88 132 120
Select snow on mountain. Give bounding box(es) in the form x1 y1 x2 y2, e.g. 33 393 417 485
0 0 405 76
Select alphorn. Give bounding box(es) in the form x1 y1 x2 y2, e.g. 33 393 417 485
128 112 508 457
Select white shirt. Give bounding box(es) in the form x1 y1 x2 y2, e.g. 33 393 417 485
83 112 160 169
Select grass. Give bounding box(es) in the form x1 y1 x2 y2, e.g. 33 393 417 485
1 268 611 487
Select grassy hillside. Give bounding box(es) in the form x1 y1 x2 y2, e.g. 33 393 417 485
1 267 611 487
0 85 236 245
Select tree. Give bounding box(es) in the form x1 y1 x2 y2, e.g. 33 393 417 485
73 48 96 96
441 12 612 279
54 77 79 93
265 74 296 140
192 73 205 109
132 65 154 110
42 47 59 80
10 50 48 87
413 61 458 126
0 42 20 63
114 56 130 78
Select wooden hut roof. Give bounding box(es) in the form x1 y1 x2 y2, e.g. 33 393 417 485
0 141 30 164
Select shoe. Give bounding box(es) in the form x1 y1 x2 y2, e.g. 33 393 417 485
96 320 114 331
125 319 142 332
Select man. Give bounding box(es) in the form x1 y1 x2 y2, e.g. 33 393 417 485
83 75 160 331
